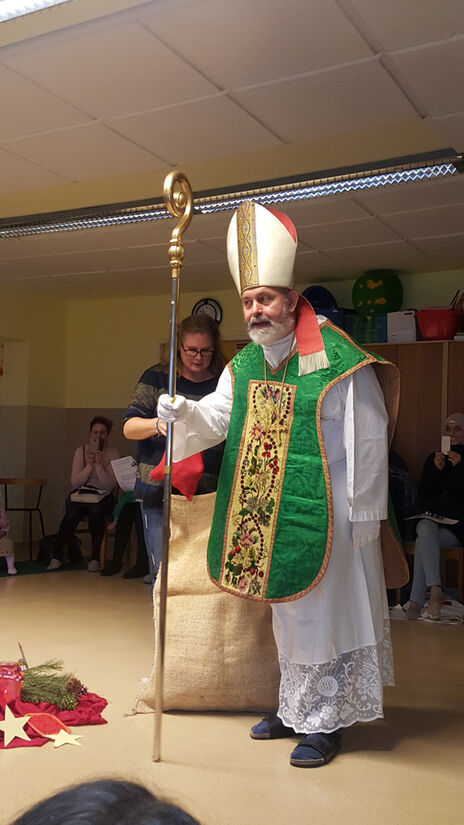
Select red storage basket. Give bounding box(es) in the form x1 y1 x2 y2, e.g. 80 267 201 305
415 309 464 341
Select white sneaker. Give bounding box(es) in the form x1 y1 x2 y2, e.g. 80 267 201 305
87 559 100 572
143 574 154 584
47 558 62 571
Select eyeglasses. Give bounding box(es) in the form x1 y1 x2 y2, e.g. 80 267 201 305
182 346 214 358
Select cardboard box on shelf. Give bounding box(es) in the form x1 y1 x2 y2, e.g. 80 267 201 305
387 311 417 343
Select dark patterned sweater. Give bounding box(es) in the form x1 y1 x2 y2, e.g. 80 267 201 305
123 363 223 508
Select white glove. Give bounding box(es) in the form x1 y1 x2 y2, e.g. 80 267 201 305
157 393 187 423
351 521 380 549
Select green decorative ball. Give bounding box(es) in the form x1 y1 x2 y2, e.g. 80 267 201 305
352 269 403 315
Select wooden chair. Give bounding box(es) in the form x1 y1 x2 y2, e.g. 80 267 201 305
397 541 464 604
0 477 46 560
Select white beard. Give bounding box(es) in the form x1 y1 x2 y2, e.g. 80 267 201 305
247 316 294 347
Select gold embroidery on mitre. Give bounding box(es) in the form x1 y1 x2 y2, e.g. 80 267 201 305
220 379 295 598
237 201 259 291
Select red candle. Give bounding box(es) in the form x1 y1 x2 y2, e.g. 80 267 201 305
0 662 23 707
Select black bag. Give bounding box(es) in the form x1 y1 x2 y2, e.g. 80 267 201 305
36 533 83 566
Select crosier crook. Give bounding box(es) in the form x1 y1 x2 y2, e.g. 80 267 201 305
153 172 193 763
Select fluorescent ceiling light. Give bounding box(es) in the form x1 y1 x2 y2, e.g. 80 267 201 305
0 0 72 23
195 163 457 215
0 151 461 238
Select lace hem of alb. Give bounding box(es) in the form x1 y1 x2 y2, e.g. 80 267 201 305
278 620 394 734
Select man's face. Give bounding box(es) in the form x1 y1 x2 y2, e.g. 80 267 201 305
242 286 297 346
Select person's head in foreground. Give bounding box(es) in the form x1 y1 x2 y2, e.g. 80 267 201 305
11 779 201 825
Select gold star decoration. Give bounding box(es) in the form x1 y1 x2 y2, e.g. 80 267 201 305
46 729 83 748
0 704 31 747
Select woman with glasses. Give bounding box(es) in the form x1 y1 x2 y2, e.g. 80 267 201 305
123 314 224 582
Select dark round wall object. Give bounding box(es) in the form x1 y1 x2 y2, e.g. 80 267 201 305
301 285 338 309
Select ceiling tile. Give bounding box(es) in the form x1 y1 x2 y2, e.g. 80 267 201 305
279 196 371 225
412 232 464 260
104 239 225 270
0 2 463 299
326 240 429 270
103 221 171 247
141 0 372 88
182 240 226 264
4 123 165 181
0 146 68 192
55 269 166 292
198 237 226 253
382 204 464 237
233 61 417 141
0 276 92 298
348 0 464 50
294 249 356 279
16 229 120 255
14 221 174 256
108 96 280 165
388 40 464 117
434 112 464 151
298 217 401 248
189 212 230 239
0 238 24 258
171 260 231 294
0 62 91 140
2 19 217 119
0 253 108 277
354 175 464 214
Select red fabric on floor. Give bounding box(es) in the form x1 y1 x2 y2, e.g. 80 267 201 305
0 692 107 749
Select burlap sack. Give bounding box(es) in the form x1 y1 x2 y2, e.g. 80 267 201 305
135 492 280 713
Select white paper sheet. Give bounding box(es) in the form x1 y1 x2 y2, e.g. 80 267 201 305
111 456 137 492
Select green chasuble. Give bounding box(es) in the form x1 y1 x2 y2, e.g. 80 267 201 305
207 322 386 603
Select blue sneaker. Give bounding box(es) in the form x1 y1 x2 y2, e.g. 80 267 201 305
250 713 296 739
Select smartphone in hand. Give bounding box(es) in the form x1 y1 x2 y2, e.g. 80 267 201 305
89 435 103 454
441 436 451 454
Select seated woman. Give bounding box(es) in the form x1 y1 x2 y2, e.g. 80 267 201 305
0 490 16 575
407 412 464 620
48 416 119 573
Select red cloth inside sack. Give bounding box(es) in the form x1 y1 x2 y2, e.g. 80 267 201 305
150 452 204 501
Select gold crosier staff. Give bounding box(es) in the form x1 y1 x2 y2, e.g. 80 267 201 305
153 171 193 762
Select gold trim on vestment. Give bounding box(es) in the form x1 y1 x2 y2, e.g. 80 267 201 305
257 322 401 602
218 379 296 599
237 201 259 292
211 324 405 601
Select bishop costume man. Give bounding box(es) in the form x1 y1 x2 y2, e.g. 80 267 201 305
158 200 405 767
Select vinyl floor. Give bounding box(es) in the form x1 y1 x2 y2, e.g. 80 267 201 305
1 567 463 825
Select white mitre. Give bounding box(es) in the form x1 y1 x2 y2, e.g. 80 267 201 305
227 200 297 294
